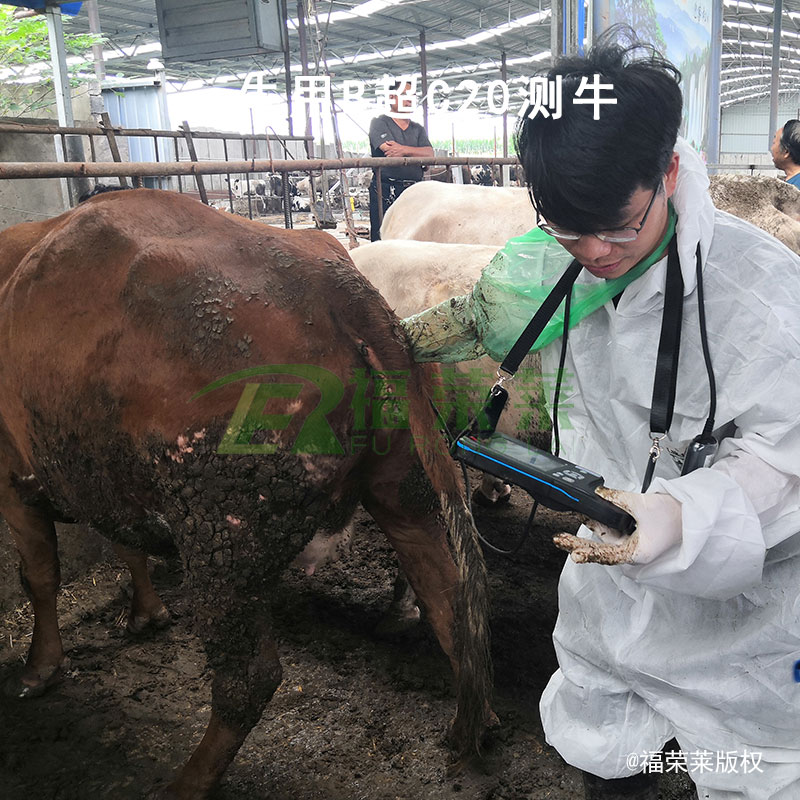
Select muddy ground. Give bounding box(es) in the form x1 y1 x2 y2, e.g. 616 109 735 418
0 483 697 800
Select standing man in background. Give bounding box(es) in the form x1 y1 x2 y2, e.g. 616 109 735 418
771 120 800 188
368 80 434 241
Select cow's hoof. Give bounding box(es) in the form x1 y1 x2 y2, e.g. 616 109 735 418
374 604 421 636
127 605 171 636
4 656 70 699
472 483 512 507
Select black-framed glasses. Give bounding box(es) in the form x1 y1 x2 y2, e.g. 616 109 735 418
538 184 662 243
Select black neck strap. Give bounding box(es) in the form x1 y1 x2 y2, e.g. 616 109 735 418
467 258 582 440
499 258 584 376
642 233 684 490
650 234 684 434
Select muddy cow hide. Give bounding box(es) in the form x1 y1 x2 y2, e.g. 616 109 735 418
0 190 492 799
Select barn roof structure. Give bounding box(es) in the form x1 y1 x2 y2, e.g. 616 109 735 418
51 0 800 109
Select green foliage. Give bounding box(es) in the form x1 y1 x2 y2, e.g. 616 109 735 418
0 6 102 118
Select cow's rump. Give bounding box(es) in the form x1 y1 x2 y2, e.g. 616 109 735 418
0 190 492 799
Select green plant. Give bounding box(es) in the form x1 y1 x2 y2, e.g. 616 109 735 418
0 6 102 118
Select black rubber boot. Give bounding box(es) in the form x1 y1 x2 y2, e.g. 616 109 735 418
582 770 659 800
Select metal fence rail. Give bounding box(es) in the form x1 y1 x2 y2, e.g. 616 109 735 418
0 155 519 179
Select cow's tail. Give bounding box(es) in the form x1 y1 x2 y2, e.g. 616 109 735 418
407 363 493 759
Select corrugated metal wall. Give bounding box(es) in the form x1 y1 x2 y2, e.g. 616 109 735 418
102 84 172 188
719 93 800 171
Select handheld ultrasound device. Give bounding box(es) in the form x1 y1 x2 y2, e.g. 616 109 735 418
454 432 636 534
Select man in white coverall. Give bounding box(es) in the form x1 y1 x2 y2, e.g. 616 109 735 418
402 33 800 800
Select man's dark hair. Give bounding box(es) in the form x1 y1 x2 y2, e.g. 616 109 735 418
780 120 800 165
514 27 683 233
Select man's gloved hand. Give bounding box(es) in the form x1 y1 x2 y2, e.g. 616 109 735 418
553 487 683 565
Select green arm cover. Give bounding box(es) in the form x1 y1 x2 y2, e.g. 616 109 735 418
401 210 676 365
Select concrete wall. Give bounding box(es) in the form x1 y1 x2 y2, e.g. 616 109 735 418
718 93 800 176
0 113 129 232
0 121 69 231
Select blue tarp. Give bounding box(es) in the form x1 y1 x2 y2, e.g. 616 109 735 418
3 2 83 16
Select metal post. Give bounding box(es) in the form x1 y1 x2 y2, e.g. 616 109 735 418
44 3 89 204
297 0 312 157
100 112 129 187
584 0 593 51
174 138 183 193
282 174 293 229
419 29 429 134
550 0 563 63
501 50 510 186
501 51 508 158
222 138 235 213
296 0 317 210
281 0 293 135
45 5 73 127
769 0 783 148
706 0 723 169
242 136 253 219
563 0 580 57
85 0 105 81
180 121 209 204
376 167 384 225
593 0 611 41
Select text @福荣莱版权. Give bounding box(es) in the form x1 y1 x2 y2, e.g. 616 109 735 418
625 749 764 776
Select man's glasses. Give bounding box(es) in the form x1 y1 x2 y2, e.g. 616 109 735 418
537 184 661 243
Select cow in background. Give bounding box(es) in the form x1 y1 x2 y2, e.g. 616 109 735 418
380 182 536 244
350 239 550 500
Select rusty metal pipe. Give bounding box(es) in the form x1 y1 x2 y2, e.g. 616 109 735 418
0 123 312 141
0 156 520 180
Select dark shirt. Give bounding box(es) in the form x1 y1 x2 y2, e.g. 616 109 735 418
368 115 432 181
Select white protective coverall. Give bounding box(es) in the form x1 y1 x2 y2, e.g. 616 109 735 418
403 140 800 799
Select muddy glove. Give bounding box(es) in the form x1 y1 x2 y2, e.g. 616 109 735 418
553 487 683 565
401 295 487 364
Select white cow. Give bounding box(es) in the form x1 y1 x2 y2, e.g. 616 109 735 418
381 174 800 256
350 240 498 314
380 182 536 245
350 239 551 499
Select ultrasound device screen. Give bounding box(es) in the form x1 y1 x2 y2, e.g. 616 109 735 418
454 432 635 533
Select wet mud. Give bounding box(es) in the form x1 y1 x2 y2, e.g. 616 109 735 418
0 483 697 800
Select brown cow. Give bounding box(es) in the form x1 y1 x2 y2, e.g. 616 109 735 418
0 190 492 799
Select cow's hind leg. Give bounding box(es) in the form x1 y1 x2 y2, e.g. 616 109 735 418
362 456 460 672
375 567 421 636
162 589 282 800
113 543 171 634
3 509 68 698
362 446 496 753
